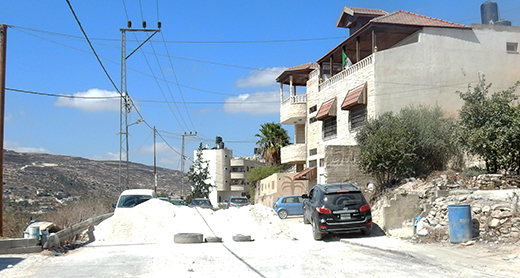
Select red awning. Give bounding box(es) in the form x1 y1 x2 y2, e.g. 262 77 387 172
294 167 316 180
342 83 367 110
316 98 337 121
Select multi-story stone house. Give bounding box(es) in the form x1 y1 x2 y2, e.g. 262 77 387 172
278 6 520 188
199 137 264 206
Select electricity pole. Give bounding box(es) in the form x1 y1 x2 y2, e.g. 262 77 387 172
119 21 160 191
0 24 7 236
181 132 197 199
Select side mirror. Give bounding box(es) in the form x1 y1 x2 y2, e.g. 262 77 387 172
301 194 309 199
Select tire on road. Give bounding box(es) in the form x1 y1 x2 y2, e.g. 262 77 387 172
303 214 310 224
232 234 252 242
174 233 204 244
312 222 323 241
205 236 223 243
277 210 288 219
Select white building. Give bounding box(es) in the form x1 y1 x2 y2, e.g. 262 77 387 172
278 5 520 187
198 137 264 205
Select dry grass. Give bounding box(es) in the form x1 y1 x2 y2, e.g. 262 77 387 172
2 198 113 239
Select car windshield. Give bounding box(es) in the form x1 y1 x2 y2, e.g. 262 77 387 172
323 192 365 210
192 199 211 206
230 198 248 203
117 195 152 208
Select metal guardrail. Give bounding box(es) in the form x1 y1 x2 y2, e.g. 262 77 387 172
43 212 113 249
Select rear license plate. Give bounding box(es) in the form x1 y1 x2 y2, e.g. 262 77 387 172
340 214 351 220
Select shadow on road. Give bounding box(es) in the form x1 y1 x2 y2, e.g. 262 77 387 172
324 223 386 242
0 257 25 271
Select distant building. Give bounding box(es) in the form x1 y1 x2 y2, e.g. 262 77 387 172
198 137 264 205
278 4 520 188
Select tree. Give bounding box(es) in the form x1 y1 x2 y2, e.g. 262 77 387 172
186 143 213 203
246 165 283 203
356 105 459 191
254 122 290 165
458 79 520 173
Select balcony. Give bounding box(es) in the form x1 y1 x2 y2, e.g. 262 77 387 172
280 94 307 125
281 143 307 164
231 172 246 180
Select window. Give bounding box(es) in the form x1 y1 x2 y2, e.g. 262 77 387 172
322 117 337 139
507 42 518 53
309 117 317 124
350 106 367 130
309 148 317 156
309 105 317 114
319 159 324 167
309 160 317 168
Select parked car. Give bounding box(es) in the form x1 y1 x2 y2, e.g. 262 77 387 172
302 183 372 240
114 189 157 214
227 196 250 208
273 195 304 219
189 198 213 209
158 197 170 202
170 199 187 206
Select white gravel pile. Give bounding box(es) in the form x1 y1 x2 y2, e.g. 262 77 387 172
94 199 293 243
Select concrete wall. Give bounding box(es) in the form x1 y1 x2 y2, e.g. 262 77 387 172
255 173 309 207
373 25 520 117
323 145 374 188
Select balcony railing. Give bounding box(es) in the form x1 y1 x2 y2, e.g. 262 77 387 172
281 94 307 106
318 54 373 91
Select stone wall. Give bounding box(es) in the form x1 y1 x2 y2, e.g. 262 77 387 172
374 174 520 243
324 145 374 188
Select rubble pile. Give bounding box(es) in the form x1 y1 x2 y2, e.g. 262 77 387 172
374 173 520 243
423 194 520 243
94 199 292 243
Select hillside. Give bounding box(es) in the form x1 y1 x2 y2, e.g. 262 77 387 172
2 150 185 213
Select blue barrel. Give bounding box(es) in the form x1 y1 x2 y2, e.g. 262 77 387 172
448 204 472 243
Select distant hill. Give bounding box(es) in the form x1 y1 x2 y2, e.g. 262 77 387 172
2 150 185 213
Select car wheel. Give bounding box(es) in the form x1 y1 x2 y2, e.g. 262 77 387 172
312 222 323 241
303 213 310 224
174 233 204 244
277 210 288 219
361 227 372 236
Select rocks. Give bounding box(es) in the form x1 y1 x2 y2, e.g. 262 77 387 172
375 173 520 244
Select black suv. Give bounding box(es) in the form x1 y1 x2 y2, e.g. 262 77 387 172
302 183 372 240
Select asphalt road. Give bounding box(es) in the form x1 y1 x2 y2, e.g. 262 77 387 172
0 216 518 278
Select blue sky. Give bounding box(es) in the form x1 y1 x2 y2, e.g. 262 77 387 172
1 0 519 171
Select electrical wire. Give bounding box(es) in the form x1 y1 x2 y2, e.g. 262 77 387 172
64 0 121 95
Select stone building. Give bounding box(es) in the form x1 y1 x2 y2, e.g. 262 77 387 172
277 5 520 188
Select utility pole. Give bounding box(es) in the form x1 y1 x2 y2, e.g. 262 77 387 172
119 21 160 191
153 126 157 193
0 24 7 236
180 131 197 199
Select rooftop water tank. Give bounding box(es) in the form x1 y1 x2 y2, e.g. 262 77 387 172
481 1 499 24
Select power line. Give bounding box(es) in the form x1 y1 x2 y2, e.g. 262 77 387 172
64 0 121 95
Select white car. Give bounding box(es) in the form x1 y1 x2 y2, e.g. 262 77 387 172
114 189 157 214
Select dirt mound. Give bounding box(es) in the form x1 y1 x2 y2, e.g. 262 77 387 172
94 199 292 243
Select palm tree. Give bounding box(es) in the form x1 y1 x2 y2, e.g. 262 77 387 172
255 122 290 165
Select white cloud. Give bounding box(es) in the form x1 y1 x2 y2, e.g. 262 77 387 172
54 88 120 111
223 91 279 115
235 67 286 88
4 141 49 153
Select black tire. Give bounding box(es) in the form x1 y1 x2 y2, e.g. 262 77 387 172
205 236 223 243
174 233 204 244
278 210 288 219
361 227 372 236
303 213 310 224
232 234 252 242
312 222 323 241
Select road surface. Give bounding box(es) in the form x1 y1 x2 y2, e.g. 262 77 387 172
0 216 518 278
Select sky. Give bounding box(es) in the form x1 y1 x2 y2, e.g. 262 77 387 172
1 0 519 172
